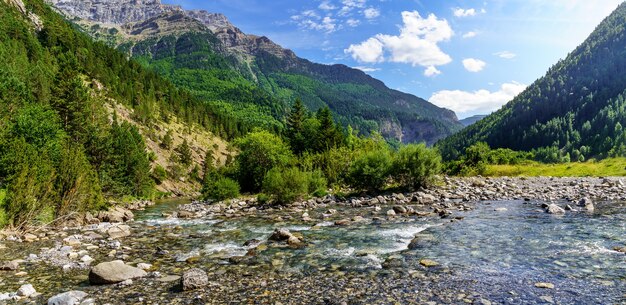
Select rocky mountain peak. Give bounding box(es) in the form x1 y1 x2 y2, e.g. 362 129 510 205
48 0 182 24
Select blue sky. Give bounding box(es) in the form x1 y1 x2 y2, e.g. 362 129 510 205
163 0 623 119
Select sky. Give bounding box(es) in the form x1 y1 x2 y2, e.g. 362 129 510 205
163 0 623 119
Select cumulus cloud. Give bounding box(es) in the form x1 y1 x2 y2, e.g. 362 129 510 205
453 8 476 17
429 82 527 116
494 51 517 59
424 66 441 77
345 37 385 63
462 58 486 72
345 11 453 68
462 31 477 38
364 8 380 19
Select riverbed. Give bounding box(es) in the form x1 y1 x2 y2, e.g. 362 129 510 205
0 179 625 304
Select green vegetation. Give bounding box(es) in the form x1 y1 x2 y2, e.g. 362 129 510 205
484 158 626 177
438 3 626 161
203 177 240 201
0 0 218 228
392 144 442 189
262 168 326 204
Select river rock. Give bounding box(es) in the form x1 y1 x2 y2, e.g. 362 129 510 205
177 211 194 219
181 268 208 291
382 256 406 269
23 233 38 242
534 282 555 289
17 284 36 297
545 204 565 214
89 260 147 285
393 206 407 214
97 207 133 223
106 225 131 239
419 259 439 267
269 228 302 246
334 219 351 226
47 291 88 305
386 209 396 216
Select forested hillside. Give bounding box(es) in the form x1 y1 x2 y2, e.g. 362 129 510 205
439 3 626 162
0 0 226 228
51 3 462 144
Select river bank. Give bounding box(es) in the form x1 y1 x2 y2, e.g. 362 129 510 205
0 176 625 304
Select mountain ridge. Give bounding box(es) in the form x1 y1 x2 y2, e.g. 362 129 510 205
48 0 462 144
438 2 626 161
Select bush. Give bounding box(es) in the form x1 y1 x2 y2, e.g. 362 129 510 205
235 131 294 192
203 177 240 201
152 165 167 184
262 167 325 204
257 193 270 205
347 148 392 192
392 144 441 190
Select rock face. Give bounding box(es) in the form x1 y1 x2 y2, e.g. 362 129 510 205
181 268 208 291
89 260 147 285
47 291 88 305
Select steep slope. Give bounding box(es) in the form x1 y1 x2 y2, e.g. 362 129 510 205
459 115 487 127
0 0 229 227
48 0 462 144
439 3 626 161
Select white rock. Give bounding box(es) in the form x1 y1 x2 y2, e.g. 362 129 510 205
17 284 36 297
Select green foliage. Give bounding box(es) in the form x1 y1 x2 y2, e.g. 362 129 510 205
176 139 193 166
438 3 626 161
392 144 441 189
234 130 294 192
151 164 167 184
347 147 392 192
161 130 173 149
262 167 325 204
55 143 104 216
203 177 240 201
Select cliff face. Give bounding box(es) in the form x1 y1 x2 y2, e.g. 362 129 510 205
48 0 180 24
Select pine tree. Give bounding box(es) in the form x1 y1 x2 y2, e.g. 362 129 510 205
286 98 307 154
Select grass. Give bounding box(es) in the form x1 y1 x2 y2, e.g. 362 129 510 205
484 158 626 177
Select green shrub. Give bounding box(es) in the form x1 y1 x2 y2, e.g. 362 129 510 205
235 131 294 192
257 193 270 205
308 170 328 196
152 165 167 184
392 144 441 190
203 177 240 201
262 167 323 204
347 148 392 192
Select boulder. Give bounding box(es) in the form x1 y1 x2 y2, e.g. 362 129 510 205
545 204 565 214
392 206 407 214
47 291 88 305
17 284 36 297
386 210 396 216
181 268 208 291
106 225 131 239
89 260 147 285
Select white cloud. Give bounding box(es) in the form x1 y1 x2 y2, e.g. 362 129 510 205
453 8 477 17
424 66 441 77
339 0 367 16
462 58 486 72
345 11 453 68
346 18 360 27
462 31 477 38
353 66 381 72
345 37 384 63
494 51 516 59
429 82 527 116
364 8 380 19
319 1 336 10
291 11 338 33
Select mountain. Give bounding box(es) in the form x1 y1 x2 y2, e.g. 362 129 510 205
459 115 487 127
0 0 230 227
48 0 462 144
438 3 626 162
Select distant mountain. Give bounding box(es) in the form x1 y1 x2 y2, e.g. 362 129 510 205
438 3 626 161
48 0 463 144
459 115 487 127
